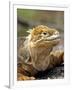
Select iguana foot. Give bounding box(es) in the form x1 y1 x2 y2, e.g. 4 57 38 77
17 73 35 80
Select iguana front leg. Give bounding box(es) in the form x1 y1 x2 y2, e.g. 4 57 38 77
48 50 64 69
17 73 35 80
17 55 38 80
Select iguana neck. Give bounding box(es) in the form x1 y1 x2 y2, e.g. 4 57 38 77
28 42 52 71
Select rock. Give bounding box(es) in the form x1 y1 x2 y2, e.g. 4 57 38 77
34 64 64 79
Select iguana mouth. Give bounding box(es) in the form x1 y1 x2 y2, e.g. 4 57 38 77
34 34 60 44
45 34 60 41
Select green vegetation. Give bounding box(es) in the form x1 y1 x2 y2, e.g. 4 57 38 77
17 9 64 37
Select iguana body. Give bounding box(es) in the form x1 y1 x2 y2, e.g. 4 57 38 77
17 25 64 80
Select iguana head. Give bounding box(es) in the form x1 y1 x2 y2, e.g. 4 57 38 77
27 25 60 71
27 25 60 48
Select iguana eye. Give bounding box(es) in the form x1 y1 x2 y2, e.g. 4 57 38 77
43 32 50 36
43 32 47 35
41 32 50 37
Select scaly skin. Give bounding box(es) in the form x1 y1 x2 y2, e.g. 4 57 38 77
17 25 64 80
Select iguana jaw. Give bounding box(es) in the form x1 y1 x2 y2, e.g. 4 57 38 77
45 34 60 41
31 34 60 47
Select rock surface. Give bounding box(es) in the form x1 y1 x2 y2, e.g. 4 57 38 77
35 64 64 79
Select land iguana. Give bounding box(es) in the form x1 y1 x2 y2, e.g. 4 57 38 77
17 25 64 80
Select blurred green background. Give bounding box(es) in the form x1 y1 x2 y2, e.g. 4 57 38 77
17 9 64 38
